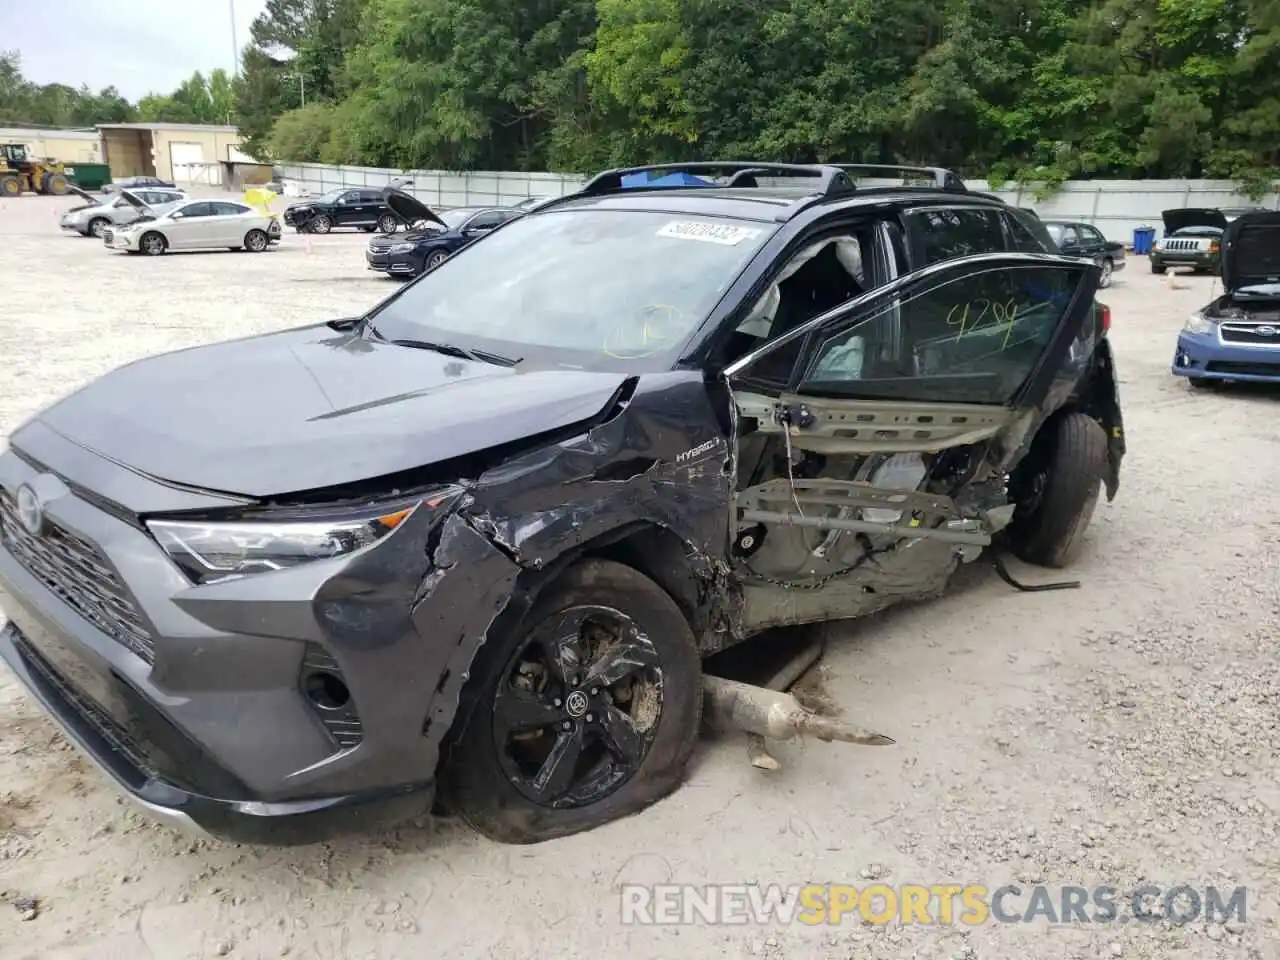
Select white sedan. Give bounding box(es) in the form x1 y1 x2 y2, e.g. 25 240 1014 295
103 193 283 255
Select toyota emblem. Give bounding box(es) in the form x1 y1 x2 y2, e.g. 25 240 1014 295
14 484 43 536
1257 325 1277 337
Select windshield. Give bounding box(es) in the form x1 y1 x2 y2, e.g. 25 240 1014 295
440 209 473 228
317 189 344 203
368 209 774 366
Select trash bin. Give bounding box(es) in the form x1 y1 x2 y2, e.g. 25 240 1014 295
1132 226 1156 255
64 163 111 191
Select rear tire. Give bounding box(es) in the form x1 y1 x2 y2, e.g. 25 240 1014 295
1098 257 1113 288
1006 412 1108 569
444 559 702 844
377 213 399 233
244 229 269 252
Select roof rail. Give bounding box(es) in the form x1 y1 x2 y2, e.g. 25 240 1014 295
581 162 856 199
831 164 967 192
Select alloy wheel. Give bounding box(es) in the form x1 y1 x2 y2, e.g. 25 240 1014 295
492 605 664 809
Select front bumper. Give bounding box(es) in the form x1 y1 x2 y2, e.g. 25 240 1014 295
365 251 420 276
59 220 89 235
104 229 140 251
1172 330 1280 382
0 428 518 842
1151 249 1218 271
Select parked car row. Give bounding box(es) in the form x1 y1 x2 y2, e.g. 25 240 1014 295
62 188 282 255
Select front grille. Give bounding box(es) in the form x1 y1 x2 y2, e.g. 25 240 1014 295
367 237 397 253
1162 239 1208 253
13 628 157 780
101 228 114 244
0 490 154 663
1206 360 1280 377
1220 322 1280 347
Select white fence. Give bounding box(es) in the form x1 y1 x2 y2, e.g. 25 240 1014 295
276 162 1280 244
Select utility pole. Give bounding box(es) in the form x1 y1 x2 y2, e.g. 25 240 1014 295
229 0 240 76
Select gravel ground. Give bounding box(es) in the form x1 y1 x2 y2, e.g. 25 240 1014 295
1 194 1278 960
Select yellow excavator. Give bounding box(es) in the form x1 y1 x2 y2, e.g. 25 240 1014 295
0 143 71 197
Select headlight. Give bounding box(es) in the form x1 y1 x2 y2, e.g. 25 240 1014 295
388 242 416 254
147 488 460 583
1183 312 1215 336
1152 241 1163 252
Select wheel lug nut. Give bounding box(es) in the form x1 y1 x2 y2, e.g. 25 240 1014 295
589 687 599 696
562 721 572 731
553 698 562 707
586 713 595 723
571 675 580 687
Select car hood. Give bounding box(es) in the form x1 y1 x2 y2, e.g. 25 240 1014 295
381 187 445 228
65 184 101 206
26 324 629 499
1221 211 1280 293
1162 208 1228 235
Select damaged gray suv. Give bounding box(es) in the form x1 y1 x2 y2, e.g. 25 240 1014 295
0 163 1125 845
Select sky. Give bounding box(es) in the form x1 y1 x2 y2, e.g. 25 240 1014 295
2 0 268 102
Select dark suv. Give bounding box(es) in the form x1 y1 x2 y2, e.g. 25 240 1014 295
282 188 401 234
0 162 1124 846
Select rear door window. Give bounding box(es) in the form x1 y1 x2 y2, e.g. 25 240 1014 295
907 208 1007 267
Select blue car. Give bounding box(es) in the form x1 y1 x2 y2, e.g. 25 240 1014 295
365 188 522 279
1173 211 1280 388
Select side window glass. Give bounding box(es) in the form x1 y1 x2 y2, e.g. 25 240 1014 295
908 209 1006 265
1082 226 1105 244
1061 226 1080 246
801 264 1084 405
467 211 505 230
1000 212 1045 253
179 202 213 218
210 202 247 215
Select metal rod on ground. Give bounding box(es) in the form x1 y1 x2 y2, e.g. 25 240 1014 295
746 639 826 770
703 675 894 747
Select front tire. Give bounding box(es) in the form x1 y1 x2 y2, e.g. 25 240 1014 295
424 250 449 271
1150 260 1164 275
139 231 167 256
444 560 702 844
308 215 332 234
1006 412 1108 568
87 217 109 238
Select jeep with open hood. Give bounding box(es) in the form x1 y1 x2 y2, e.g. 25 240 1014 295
1151 207 1229 275
0 162 1124 846
1174 210 1280 386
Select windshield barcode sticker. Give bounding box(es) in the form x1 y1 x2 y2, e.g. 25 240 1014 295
657 221 763 246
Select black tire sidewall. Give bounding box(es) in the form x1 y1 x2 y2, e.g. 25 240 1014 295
1007 412 1108 568
309 216 331 234
141 232 165 255
445 559 702 844
88 218 108 237
245 229 268 251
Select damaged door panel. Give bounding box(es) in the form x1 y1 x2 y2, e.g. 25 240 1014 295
725 253 1099 634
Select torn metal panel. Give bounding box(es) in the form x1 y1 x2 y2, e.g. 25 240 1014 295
409 513 520 758
738 536 960 634
464 374 733 571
